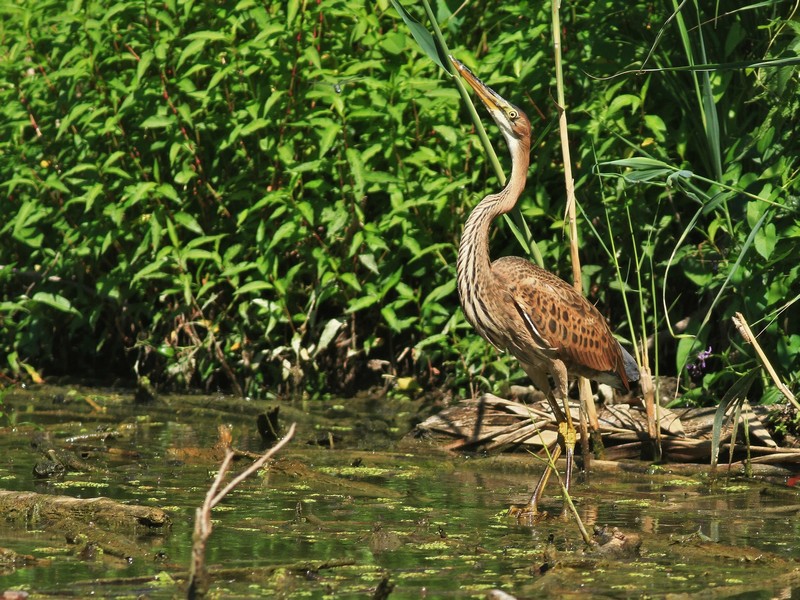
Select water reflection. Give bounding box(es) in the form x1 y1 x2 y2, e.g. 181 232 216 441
1 387 799 598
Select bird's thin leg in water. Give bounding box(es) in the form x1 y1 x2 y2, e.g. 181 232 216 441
521 439 561 515
555 363 577 511
530 395 575 516
559 420 576 512
511 368 572 516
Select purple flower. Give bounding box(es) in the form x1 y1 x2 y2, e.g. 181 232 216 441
686 346 712 378
696 346 712 368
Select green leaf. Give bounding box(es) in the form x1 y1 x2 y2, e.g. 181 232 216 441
603 157 672 170
157 183 181 204
359 253 379 275
315 119 341 158
643 114 667 142
234 280 274 296
177 38 206 71
268 222 297 249
339 273 362 292
132 258 169 284
79 183 104 213
44 173 70 194
141 115 174 129
174 169 197 185
11 200 45 248
56 102 95 140
434 124 458 145
346 295 378 313
174 211 204 234
136 50 154 84
240 118 270 137
183 30 228 42
286 0 299 26
296 201 315 226
166 216 179 248
381 304 416 333
31 292 81 316
346 148 365 199
701 71 722 180
314 318 344 357
181 248 216 262
754 222 777 259
424 279 456 304
746 199 767 229
380 30 407 54
608 93 641 116
388 0 446 70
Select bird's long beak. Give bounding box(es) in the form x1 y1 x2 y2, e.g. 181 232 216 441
450 56 510 113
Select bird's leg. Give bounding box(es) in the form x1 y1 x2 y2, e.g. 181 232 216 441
559 421 575 494
557 399 576 498
509 367 567 520
553 362 576 512
514 441 561 518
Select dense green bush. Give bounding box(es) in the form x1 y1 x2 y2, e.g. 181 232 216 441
0 0 797 404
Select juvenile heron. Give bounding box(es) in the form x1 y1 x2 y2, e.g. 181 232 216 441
451 56 639 517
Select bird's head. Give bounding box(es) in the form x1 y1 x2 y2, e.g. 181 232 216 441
450 56 531 145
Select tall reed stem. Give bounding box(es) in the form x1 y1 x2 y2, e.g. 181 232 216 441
550 0 600 451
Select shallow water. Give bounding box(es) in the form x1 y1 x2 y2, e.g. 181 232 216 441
1 385 799 598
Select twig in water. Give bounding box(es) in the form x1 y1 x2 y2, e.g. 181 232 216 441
528 426 593 547
540 440 593 547
187 423 297 599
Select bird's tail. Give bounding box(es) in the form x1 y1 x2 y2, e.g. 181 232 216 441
621 345 640 384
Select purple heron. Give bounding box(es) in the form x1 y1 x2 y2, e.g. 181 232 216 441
451 57 639 517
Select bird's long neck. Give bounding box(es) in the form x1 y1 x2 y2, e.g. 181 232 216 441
457 137 530 320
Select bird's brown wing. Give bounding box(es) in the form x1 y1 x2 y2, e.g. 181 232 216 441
494 257 627 381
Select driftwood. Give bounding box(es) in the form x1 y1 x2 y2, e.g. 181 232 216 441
0 490 171 560
0 490 170 530
412 392 800 470
54 557 358 591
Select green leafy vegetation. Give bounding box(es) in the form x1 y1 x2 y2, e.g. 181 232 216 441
0 0 797 405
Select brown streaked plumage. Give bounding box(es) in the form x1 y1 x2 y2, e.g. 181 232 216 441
451 56 639 517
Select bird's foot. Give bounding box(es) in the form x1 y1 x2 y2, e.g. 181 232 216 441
507 504 549 524
558 421 576 452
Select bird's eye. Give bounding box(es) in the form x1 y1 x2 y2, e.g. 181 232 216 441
508 109 518 120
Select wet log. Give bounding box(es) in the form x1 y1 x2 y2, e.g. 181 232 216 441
59 557 358 590
0 490 171 531
589 458 794 478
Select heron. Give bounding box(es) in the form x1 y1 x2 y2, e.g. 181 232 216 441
451 56 640 517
